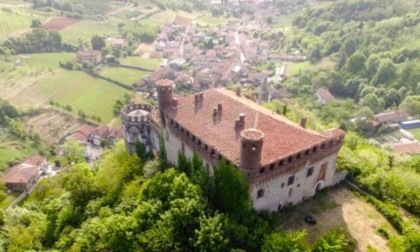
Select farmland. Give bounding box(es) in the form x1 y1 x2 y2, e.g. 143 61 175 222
0 128 38 169
119 56 160 69
101 67 148 86
0 8 47 41
42 17 80 31
60 18 120 45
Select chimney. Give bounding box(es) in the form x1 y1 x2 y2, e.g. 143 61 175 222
217 103 222 115
239 113 245 123
172 98 178 108
300 117 307 128
213 107 218 117
236 87 241 97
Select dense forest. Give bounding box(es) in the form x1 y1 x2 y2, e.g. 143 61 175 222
278 0 420 119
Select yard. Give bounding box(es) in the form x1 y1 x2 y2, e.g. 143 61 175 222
101 67 148 86
408 128 420 141
278 185 398 252
0 192 20 210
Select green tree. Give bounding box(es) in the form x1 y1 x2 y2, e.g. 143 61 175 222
62 139 86 164
91 35 105 51
214 159 250 218
360 93 384 113
193 214 229 252
346 52 366 74
262 230 309 252
312 228 351 252
371 59 396 85
400 95 420 117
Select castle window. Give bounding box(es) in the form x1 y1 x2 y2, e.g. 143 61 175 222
321 143 326 149
287 175 295 186
180 127 184 133
329 140 333 146
281 183 284 188
313 146 317 152
242 143 246 148
279 160 284 166
170 119 174 125
297 153 301 159
257 189 264 199
211 149 215 155
260 167 265 174
192 135 196 141
175 123 179 128
186 131 190 137
197 140 201 145
269 163 275 171
288 188 293 197
204 144 208 150
305 149 310 156
288 156 293 163
307 167 314 177
218 154 222 160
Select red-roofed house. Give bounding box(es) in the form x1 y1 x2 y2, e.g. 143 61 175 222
76 50 102 65
393 142 420 155
316 88 335 104
374 110 410 125
4 156 47 192
121 80 346 212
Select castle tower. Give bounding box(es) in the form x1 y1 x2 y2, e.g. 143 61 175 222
240 128 264 179
156 79 174 112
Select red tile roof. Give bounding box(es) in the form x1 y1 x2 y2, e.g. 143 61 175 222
23 155 46 166
374 110 409 124
92 125 111 137
316 88 335 102
4 165 39 184
393 142 420 155
78 124 96 136
165 88 340 166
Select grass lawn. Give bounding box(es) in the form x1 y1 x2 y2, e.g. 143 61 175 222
408 128 420 141
0 192 20 210
287 61 311 76
23 52 75 69
60 19 119 45
0 130 39 170
120 57 160 69
102 67 148 86
278 185 398 251
9 69 130 123
194 14 227 26
0 8 47 41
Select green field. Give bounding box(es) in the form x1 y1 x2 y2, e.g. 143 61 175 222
0 192 20 210
288 61 311 76
60 19 120 45
408 128 420 141
194 15 227 26
102 67 148 86
120 56 160 69
0 129 38 170
9 69 130 123
0 8 47 42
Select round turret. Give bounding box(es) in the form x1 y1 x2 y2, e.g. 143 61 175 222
240 128 264 177
156 79 174 110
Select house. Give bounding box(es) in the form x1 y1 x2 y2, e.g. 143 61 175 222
67 124 96 145
316 88 336 104
374 110 410 126
91 125 111 146
393 142 420 155
111 38 125 48
4 156 47 192
76 50 102 65
122 80 346 212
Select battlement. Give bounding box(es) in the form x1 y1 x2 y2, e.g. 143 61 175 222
121 103 154 123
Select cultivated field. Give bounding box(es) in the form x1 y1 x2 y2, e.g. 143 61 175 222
194 14 228 26
101 67 148 86
9 70 130 123
0 8 46 41
42 17 80 31
0 128 37 170
60 18 120 45
279 185 398 252
24 110 85 144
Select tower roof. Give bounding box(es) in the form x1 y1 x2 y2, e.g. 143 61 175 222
164 88 342 166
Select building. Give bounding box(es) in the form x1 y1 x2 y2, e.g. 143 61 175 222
122 79 346 212
316 88 335 104
374 110 410 125
393 142 420 155
76 50 102 65
4 156 47 192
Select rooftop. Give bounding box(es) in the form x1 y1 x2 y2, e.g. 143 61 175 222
165 88 340 166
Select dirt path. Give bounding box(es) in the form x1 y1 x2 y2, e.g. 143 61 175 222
279 186 398 252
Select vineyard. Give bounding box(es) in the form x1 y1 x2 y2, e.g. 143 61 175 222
9 70 130 123
60 18 120 45
24 110 85 144
42 17 80 31
0 8 46 41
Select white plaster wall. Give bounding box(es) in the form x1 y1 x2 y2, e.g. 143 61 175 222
163 128 194 166
150 130 161 153
251 152 339 212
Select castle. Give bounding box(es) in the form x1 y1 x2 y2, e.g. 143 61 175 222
121 79 346 212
